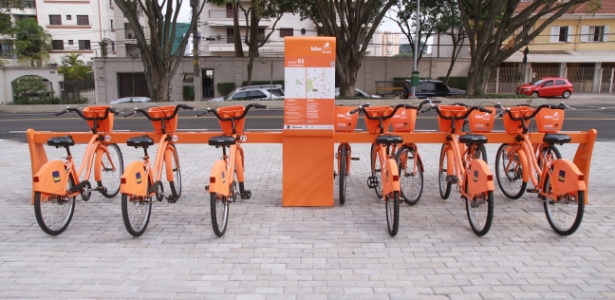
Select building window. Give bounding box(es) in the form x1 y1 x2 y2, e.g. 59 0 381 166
581 26 609 42
79 40 91 50
550 26 571 43
66 15 71 21
68 40 73 45
280 28 293 37
110 20 113 29
49 15 61 25
51 40 63 50
77 15 89 26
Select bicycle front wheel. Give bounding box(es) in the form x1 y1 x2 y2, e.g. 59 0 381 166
211 193 230 237
338 144 348 205
370 143 383 199
395 144 423 205
543 174 585 236
385 191 400 236
495 143 526 199
465 190 494 236
438 144 452 199
100 143 124 198
33 176 76 236
165 144 182 201
121 181 155 237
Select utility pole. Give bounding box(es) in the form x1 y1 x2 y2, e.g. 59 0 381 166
411 0 420 98
191 0 203 101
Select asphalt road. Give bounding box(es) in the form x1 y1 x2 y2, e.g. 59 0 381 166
1 104 614 142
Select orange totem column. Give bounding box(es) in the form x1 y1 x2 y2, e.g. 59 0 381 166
282 36 336 207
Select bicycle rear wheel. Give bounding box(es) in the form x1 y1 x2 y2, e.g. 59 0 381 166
438 144 452 199
100 143 124 198
395 144 423 205
121 181 155 237
543 174 585 236
495 143 526 199
210 193 230 237
370 143 383 199
385 191 400 237
33 176 76 236
338 144 348 205
165 144 182 202
465 190 494 237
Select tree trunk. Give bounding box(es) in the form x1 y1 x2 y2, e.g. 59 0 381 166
233 1 243 57
337 43 361 97
148 67 171 102
466 59 491 96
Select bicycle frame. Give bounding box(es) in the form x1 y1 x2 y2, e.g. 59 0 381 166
208 140 246 197
372 143 401 199
443 134 494 198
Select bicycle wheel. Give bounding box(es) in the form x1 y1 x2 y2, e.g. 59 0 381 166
166 144 182 202
121 180 155 237
465 185 494 236
495 143 526 199
100 143 124 198
385 191 400 237
536 144 562 183
370 143 383 199
338 144 348 205
438 144 452 199
210 193 230 237
395 144 423 205
33 176 76 236
543 174 585 236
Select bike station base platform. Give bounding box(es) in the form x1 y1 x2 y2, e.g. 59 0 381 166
27 129 597 203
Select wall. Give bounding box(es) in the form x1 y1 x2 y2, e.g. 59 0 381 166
0 67 61 104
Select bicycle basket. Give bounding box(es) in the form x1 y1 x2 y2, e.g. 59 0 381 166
83 105 114 132
468 106 496 133
217 105 246 135
391 107 417 133
148 106 178 134
535 108 565 133
436 105 467 133
334 106 359 133
502 106 533 134
363 106 393 134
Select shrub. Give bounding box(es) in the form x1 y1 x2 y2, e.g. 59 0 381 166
182 85 194 101
217 82 236 97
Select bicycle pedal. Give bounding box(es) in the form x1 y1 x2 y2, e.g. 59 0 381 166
447 176 458 184
367 176 379 189
526 188 539 193
205 185 210 191
240 190 252 199
166 195 178 203
351 157 360 161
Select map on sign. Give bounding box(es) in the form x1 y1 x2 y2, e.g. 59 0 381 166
285 67 335 99
307 68 335 99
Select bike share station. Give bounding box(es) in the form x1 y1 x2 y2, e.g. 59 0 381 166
27 36 598 212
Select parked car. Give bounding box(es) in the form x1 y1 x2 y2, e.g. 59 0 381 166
335 87 382 98
110 96 151 104
516 77 573 99
210 84 284 102
402 79 465 99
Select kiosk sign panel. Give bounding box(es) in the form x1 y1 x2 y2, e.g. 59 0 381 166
284 37 336 129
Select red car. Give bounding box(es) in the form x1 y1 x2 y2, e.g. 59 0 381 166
516 77 574 99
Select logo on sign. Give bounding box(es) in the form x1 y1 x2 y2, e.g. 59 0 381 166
473 170 479 182
52 171 61 183
558 170 566 182
311 42 332 54
136 172 142 184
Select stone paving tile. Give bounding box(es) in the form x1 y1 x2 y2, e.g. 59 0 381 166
0 139 614 299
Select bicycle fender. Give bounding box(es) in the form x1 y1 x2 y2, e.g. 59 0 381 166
33 160 68 195
551 159 587 195
385 158 400 193
120 161 147 197
209 160 229 196
467 159 495 196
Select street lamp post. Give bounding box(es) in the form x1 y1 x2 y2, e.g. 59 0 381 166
411 0 420 99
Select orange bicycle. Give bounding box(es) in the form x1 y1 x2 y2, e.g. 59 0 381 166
200 103 267 237
334 106 360 205
120 104 193 236
495 103 586 235
32 106 124 235
432 102 495 236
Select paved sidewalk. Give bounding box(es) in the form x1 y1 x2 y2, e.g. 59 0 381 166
0 138 614 299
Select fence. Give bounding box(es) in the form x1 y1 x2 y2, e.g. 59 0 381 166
61 80 96 104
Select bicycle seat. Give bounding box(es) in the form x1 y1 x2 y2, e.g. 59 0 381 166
127 135 155 148
543 133 571 145
209 135 236 146
47 136 75 147
375 134 403 146
459 134 488 144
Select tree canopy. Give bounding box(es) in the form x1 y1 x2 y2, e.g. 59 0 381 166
14 18 51 67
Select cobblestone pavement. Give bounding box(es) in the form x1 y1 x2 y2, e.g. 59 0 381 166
0 138 614 299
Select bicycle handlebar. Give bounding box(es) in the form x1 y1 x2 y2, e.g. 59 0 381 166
201 103 267 121
431 103 493 121
498 102 566 121
125 104 194 121
55 106 120 120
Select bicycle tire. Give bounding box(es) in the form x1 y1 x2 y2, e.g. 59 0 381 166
33 175 76 236
465 182 494 236
543 174 585 236
395 144 423 206
100 143 124 198
385 191 400 237
495 143 527 199
438 144 452 199
210 193 230 237
121 180 154 237
370 143 383 199
167 144 182 201
338 144 348 205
